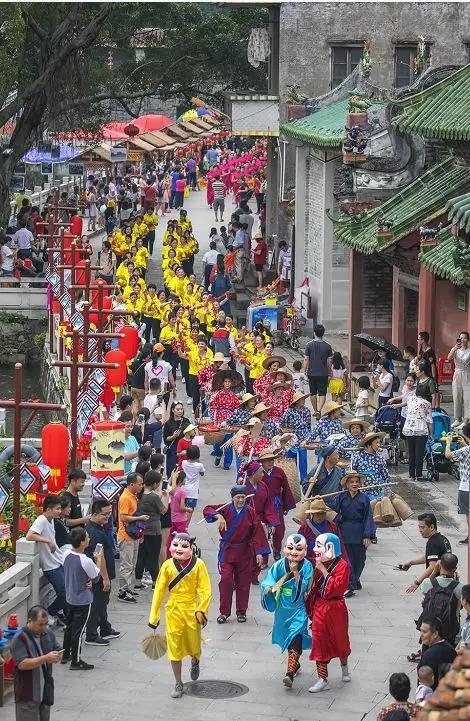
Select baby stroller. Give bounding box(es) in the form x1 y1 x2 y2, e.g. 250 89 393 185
374 405 401 466
425 409 459 482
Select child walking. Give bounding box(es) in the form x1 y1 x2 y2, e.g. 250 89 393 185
328 352 348 401
181 445 205 522
292 359 308 395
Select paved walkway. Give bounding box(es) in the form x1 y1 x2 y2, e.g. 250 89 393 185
4 192 468 721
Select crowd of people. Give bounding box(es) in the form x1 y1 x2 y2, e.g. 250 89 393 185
6 140 470 721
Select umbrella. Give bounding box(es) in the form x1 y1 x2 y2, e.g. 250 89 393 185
354 333 403 361
212 369 244 392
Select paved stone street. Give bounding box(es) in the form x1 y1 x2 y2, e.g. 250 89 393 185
4 191 468 720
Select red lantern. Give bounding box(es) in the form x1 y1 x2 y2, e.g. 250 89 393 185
119 325 139 360
105 349 128 391
52 299 61 314
99 383 116 411
42 422 70 480
124 123 140 137
47 464 67 493
70 215 83 236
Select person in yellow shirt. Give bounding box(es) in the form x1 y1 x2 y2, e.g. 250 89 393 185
178 336 214 415
179 209 193 233
116 260 131 284
135 239 150 277
226 315 239 342
168 267 190 302
160 315 179 371
246 335 267 392
141 283 158 342
152 290 169 341
162 220 176 246
125 290 143 315
122 278 144 302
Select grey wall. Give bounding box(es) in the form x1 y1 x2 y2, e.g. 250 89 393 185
278 2 470 122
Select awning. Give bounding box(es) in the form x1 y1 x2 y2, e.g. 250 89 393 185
332 158 470 254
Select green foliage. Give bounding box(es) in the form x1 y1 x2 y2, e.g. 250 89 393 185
34 332 46 350
0 311 28 325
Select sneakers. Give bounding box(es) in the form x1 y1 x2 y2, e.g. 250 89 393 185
134 582 148 590
85 637 109 646
70 660 94 671
118 590 137 603
341 665 351 682
101 629 121 640
459 537 469 545
190 658 200 681
171 681 184 699
283 672 294 688
214 457 221 467
308 678 329 693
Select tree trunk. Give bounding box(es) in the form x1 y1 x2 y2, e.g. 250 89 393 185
0 155 16 228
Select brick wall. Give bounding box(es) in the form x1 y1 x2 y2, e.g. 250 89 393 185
362 256 393 328
304 155 324 279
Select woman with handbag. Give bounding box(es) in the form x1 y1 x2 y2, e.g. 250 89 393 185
163 401 191 477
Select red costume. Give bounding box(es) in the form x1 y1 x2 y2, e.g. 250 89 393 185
203 500 269 617
244 477 278 582
253 370 273 399
261 465 297 556
210 390 240 425
309 557 351 662
298 518 348 564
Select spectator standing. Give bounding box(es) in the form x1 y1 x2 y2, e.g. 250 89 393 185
253 232 267 290
418 331 437 380
459 584 470 649
417 617 457 689
277 240 291 293
186 156 197 190
445 421 470 544
135 471 168 588
1 236 15 276
447 331 470 429
420 553 463 646
119 412 140 475
11 606 63 721
402 393 433 481
292 359 309 395
415 666 434 705
63 468 90 528
53 496 71 548
85 500 121 646
212 176 226 222
376 673 418 721
202 241 219 290
415 360 439 409
117 472 149 603
181 445 205 519
174 174 186 209
303 324 333 417
372 359 394 408
26 496 66 624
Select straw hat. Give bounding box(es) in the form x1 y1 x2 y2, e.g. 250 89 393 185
359 431 386 447
290 391 310 406
340 470 367 487
273 368 293 382
322 400 344 416
182 424 196 435
253 231 264 240
243 417 262 430
258 447 282 461
271 381 288 391
305 498 330 514
262 355 287 370
239 393 256 406
213 352 225 363
252 402 271 416
342 418 370 432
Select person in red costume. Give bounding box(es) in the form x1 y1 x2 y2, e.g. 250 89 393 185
258 448 296 561
307 532 351 693
298 498 347 563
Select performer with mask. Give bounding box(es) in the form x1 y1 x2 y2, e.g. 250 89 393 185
203 485 269 624
307 533 351 693
299 498 347 563
148 532 212 699
258 448 297 560
260 533 313 688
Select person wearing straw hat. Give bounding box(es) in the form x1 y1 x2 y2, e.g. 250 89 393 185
209 375 241 470
203 486 268 624
260 533 313 688
335 418 370 463
253 354 287 399
299 498 346 563
149 532 211 699
266 381 291 422
305 445 342 498
197 352 227 398
329 472 375 597
350 432 391 500
280 391 312 483
308 401 345 445
259 448 297 560
224 393 257 427
235 411 280 465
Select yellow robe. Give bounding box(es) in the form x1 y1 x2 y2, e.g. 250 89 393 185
149 557 212 661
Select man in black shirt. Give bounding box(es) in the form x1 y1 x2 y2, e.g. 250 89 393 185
63 469 91 528
417 617 456 689
400 513 451 594
418 331 437 380
54 496 71 547
84 500 120 646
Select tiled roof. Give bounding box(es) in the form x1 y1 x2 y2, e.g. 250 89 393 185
446 191 470 233
416 648 470 720
418 225 469 284
392 64 470 140
333 158 470 254
281 99 348 147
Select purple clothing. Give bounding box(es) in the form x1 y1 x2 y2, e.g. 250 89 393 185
186 159 197 172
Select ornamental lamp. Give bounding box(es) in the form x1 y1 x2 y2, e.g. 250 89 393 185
41 422 70 483
118 325 139 361
104 349 128 392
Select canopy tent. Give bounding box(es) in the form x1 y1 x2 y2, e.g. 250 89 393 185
22 144 79 164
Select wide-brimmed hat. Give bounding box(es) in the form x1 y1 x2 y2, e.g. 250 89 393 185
290 391 310 406
359 431 386 447
272 368 293 381
213 352 225 363
322 400 344 416
305 498 330 514
271 381 288 391
342 418 370 432
262 355 287 370
243 417 262 430
258 447 282 461
340 470 367 487
252 402 271 416
182 424 196 435
239 393 257 406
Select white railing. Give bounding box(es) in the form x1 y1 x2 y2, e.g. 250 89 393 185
9 177 78 221
0 539 40 625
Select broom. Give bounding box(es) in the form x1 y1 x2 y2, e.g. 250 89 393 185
142 630 167 660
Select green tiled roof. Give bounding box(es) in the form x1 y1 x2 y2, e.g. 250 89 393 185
281 99 348 147
392 65 470 140
446 192 470 233
333 158 470 254
419 226 469 285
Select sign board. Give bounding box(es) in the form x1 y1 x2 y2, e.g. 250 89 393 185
127 150 144 162
68 163 85 176
11 175 25 191
14 162 26 175
110 147 127 163
41 162 53 175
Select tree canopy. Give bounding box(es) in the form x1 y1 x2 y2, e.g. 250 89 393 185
0 2 268 221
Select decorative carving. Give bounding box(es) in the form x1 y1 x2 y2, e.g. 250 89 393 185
348 92 373 114
343 125 369 163
333 164 354 201
452 236 470 271
414 35 427 75
286 84 308 105
376 215 394 239
361 39 372 79
419 223 443 247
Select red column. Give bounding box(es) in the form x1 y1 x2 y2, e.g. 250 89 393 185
418 266 436 344
349 250 363 366
392 265 406 349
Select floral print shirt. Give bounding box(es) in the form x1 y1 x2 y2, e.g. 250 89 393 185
349 449 390 499
279 406 312 442
308 417 344 444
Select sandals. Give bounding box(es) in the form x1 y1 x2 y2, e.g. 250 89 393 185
407 651 421 663
217 614 229 624
236 612 247 623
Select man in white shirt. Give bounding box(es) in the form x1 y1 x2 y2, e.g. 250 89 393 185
203 241 219 290
1 237 15 275
13 219 34 253
26 495 67 623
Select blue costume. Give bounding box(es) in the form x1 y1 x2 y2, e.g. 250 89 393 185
330 490 375 592
309 417 343 444
280 406 312 482
349 449 390 499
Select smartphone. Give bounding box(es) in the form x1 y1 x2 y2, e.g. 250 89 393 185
162 480 169 491
138 413 145 422
94 543 104 558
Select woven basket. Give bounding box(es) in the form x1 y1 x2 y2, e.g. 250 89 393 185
392 495 413 521
372 499 383 523
275 456 301 502
380 496 395 523
198 427 226 445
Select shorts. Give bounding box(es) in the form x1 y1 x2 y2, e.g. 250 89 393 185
308 375 328 396
328 378 344 395
458 489 469 515
186 498 198 509
213 198 225 213
161 507 172 529
255 263 264 272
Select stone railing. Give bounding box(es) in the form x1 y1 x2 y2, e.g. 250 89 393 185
9 177 78 222
0 540 40 626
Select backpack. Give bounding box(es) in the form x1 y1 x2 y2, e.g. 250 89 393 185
416 579 460 643
125 511 146 540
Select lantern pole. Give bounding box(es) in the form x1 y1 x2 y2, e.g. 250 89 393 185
0 364 66 555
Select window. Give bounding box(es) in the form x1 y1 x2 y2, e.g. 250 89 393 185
331 46 363 88
394 46 417 87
